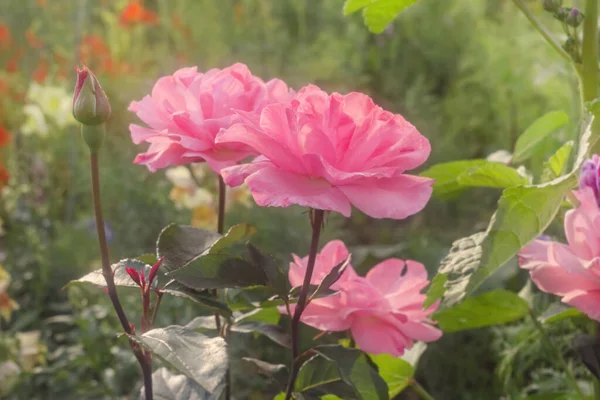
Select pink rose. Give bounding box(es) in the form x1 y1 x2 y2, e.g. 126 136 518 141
129 63 292 173
216 85 433 219
519 188 600 321
280 240 442 356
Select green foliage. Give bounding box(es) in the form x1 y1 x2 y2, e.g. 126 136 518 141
370 354 414 397
434 290 530 332
343 0 421 33
422 160 529 197
541 141 573 182
129 325 228 394
512 111 569 163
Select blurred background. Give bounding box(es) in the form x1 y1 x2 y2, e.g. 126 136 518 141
0 0 585 399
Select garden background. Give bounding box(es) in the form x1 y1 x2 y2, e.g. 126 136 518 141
0 0 584 399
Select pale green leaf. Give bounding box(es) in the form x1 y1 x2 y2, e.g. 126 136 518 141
456 162 530 188
370 354 413 398
343 0 421 34
433 290 529 332
541 141 574 182
512 110 569 163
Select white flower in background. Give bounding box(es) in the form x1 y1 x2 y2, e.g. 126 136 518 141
21 104 48 136
22 83 76 135
16 330 45 371
165 166 213 209
0 360 20 396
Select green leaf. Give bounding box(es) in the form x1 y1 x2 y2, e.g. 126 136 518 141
136 253 158 266
541 141 574 183
370 354 413 398
209 224 257 255
241 357 288 386
143 367 221 400
289 285 338 300
247 243 289 301
234 307 281 325
294 355 359 399
161 280 233 318
315 345 389 400
423 273 447 309
309 256 351 302
130 325 228 393
343 0 421 34
168 255 268 290
231 321 291 348
512 111 569 163
420 160 487 197
156 224 222 273
433 290 529 332
431 115 599 306
456 163 530 188
467 175 576 293
539 303 584 324
70 259 155 289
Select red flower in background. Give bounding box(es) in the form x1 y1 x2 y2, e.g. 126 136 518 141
25 29 43 49
0 126 11 148
0 23 11 50
32 57 49 83
0 161 9 189
120 1 158 26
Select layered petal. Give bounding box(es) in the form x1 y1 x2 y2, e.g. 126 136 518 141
288 240 357 288
339 175 433 219
243 166 352 216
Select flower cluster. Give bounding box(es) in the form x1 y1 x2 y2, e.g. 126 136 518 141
130 63 432 219
280 240 441 356
129 62 438 356
519 155 600 321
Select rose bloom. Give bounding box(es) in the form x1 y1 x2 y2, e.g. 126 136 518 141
129 63 292 173
280 240 442 356
519 186 600 321
216 85 433 219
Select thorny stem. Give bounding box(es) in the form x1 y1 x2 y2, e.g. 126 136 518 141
284 209 325 400
89 149 153 400
529 310 584 399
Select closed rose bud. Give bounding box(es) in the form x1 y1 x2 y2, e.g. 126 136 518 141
566 8 584 28
542 0 562 13
72 65 111 126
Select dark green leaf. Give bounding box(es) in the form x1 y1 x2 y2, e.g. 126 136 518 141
161 280 232 318
232 321 291 348
512 111 569 163
315 345 389 400
309 256 351 302
168 254 268 290
141 367 222 400
574 335 600 379
343 0 421 34
295 355 358 399
129 325 227 393
157 224 222 273
241 357 287 385
289 285 338 300
369 354 414 398
209 224 257 255
433 290 529 332
247 243 289 300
